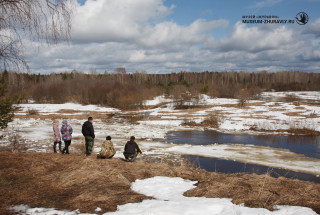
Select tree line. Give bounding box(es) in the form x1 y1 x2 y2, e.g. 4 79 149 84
2 70 320 109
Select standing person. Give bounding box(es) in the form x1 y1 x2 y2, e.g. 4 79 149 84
82 117 95 156
97 136 116 159
123 136 142 162
61 120 73 154
53 119 61 153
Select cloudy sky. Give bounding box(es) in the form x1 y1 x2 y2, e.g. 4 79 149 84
25 0 320 74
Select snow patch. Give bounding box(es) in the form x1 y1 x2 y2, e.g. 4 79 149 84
10 177 317 215
17 103 118 115
143 96 173 106
106 176 317 215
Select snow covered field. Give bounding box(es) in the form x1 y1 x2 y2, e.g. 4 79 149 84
2 91 320 215
1 92 319 175
11 176 318 215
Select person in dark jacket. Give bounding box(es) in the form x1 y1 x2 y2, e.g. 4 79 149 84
82 117 95 156
123 136 142 162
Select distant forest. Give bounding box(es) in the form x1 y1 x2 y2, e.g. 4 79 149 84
2 70 320 109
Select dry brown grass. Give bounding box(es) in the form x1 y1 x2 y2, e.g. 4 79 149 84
284 112 305 117
247 101 266 106
56 109 80 114
306 112 319 118
249 127 320 136
267 102 282 107
182 120 199 127
201 114 222 128
0 152 319 214
184 171 320 212
182 114 223 128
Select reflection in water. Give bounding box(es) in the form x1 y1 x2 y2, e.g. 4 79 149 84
165 130 320 159
185 155 320 183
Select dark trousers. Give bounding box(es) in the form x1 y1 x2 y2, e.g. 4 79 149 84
85 136 94 156
123 152 137 162
62 140 71 154
53 141 61 153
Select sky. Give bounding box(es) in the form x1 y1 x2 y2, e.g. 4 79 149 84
25 0 320 74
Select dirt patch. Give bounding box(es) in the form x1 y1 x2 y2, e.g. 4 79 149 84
247 101 266 107
283 111 305 117
0 152 319 214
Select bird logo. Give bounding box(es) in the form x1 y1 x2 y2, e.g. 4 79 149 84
295 12 309 25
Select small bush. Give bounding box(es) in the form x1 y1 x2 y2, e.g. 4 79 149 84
174 93 201 110
238 98 247 108
27 109 39 115
182 119 199 127
284 94 299 103
201 114 222 128
200 85 209 94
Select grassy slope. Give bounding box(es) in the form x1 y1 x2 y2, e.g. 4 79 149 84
0 152 319 214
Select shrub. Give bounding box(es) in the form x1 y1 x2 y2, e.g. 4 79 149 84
201 114 222 128
26 109 39 115
238 98 247 108
284 94 299 102
200 85 209 94
182 119 199 127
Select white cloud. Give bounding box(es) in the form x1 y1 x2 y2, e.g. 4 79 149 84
304 18 320 37
71 0 227 50
23 0 320 74
207 22 295 52
250 0 283 8
72 0 175 43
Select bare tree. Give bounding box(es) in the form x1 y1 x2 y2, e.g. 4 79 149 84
0 0 73 71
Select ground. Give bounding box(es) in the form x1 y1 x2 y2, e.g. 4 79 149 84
0 91 319 214
0 92 319 175
0 152 319 214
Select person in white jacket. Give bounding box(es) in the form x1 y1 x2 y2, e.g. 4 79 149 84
53 119 61 153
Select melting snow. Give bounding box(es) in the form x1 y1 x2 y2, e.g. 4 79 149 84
10 177 317 215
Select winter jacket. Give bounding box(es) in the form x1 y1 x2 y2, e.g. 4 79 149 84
100 140 116 158
61 123 73 141
53 123 61 142
82 121 95 138
124 141 142 154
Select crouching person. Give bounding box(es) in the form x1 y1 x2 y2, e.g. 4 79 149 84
123 136 142 162
97 136 116 159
